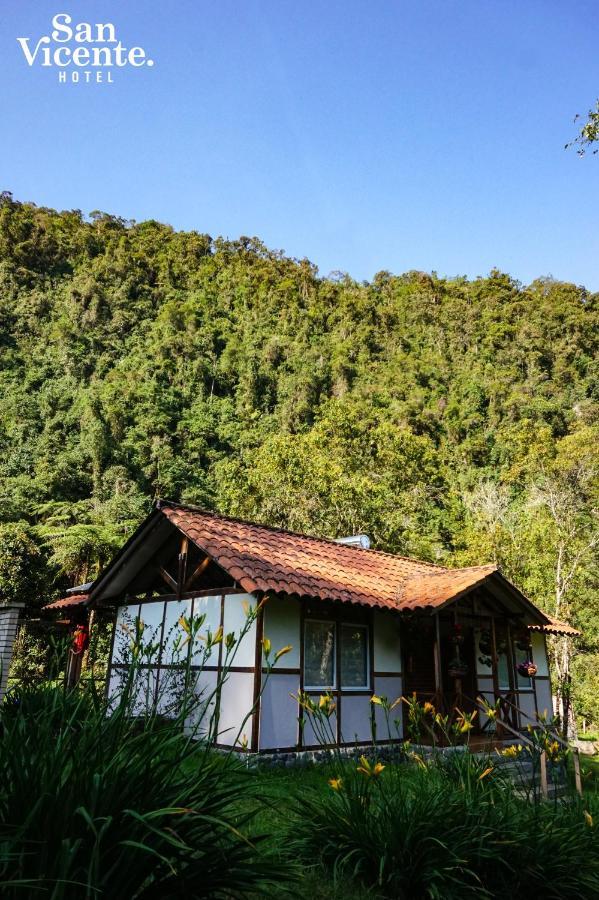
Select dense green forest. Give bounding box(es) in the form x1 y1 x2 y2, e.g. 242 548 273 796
0 192 597 725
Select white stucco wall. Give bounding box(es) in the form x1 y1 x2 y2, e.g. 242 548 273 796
259 595 301 750
530 632 550 677
262 595 301 668
373 611 402 673
108 592 257 743
223 593 257 668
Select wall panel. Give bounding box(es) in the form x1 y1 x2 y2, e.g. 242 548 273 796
263 596 301 668
222 593 256 668
340 694 372 743
303 708 338 747
373 676 402 740
218 671 255 747
191 594 222 664
530 633 550 676
535 679 553 718
259 673 300 750
373 612 402 673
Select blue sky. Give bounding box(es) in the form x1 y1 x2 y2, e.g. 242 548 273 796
1 0 598 287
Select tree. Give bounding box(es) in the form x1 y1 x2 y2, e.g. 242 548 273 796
0 522 53 608
524 428 599 736
567 99 599 155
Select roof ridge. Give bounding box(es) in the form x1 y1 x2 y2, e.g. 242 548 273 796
157 499 446 570
404 563 498 576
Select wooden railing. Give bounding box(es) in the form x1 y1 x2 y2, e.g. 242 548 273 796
470 692 583 797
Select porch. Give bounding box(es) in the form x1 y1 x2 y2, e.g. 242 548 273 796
400 588 553 743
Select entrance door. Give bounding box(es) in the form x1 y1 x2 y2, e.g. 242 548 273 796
402 620 437 700
441 624 478 719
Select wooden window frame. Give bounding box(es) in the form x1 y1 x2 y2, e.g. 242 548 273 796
302 616 372 693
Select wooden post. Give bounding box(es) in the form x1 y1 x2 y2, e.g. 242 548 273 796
540 750 548 799
573 749 583 796
434 613 443 711
251 601 265 752
490 616 503 738
177 537 188 599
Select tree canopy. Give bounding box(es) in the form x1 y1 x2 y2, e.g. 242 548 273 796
0 192 597 722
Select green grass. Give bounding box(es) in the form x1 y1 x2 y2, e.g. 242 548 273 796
242 766 376 899
580 754 599 791
241 757 599 899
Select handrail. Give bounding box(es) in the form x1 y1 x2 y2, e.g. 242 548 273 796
468 691 583 797
485 690 571 750
459 692 536 750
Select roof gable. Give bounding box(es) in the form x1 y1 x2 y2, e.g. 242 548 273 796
157 502 538 617
84 500 551 622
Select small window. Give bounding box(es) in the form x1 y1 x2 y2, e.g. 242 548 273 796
304 620 336 689
340 624 369 689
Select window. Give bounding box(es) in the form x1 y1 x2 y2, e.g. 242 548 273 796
340 624 369 689
304 620 336 689
303 619 370 690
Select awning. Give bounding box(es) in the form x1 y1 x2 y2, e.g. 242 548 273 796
529 615 581 637
43 593 90 611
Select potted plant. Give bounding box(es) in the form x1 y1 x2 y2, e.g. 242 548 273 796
517 660 537 678
477 628 493 668
515 628 531 652
448 658 469 678
451 622 465 646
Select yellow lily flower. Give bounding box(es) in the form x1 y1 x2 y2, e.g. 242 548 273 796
328 776 343 791
274 644 293 662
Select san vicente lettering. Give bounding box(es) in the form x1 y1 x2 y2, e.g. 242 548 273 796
17 13 154 82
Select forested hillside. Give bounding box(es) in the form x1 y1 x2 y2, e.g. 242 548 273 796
0 193 597 723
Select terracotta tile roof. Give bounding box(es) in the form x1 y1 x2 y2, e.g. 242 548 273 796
159 502 500 613
43 593 90 610
529 615 581 637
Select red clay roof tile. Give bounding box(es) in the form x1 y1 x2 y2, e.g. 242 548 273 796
43 593 90 610
529 615 581 637
159 502 500 613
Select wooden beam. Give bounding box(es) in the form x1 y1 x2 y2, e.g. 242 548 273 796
158 566 177 592
251 602 265 752
540 751 548 799
177 538 188 598
184 556 211 591
434 613 443 710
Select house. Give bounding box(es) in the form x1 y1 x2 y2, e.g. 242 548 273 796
46 500 579 752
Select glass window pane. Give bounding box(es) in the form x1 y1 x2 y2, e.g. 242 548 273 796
340 625 368 688
495 624 511 691
497 651 510 691
304 621 335 688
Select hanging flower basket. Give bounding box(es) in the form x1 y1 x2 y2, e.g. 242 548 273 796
517 660 537 678
448 659 469 678
515 629 532 652
451 623 465 646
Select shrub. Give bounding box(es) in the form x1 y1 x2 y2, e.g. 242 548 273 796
0 610 293 898
287 754 599 899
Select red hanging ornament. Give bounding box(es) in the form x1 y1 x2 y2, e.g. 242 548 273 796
72 624 89 655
